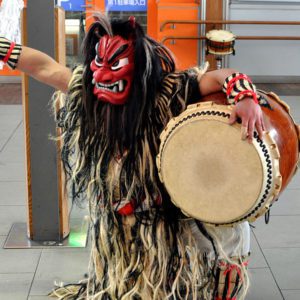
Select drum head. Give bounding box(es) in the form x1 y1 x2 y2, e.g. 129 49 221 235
159 109 264 224
206 29 235 42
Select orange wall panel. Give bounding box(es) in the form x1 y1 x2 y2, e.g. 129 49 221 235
148 0 158 39
157 2 200 70
0 66 20 77
86 0 105 30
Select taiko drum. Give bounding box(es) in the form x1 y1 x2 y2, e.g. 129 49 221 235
157 91 299 226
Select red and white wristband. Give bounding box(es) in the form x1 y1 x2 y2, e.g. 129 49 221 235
222 73 261 105
0 37 22 70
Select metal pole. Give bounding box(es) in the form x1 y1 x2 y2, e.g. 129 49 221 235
160 19 300 31
200 0 207 66
223 0 231 68
25 0 62 241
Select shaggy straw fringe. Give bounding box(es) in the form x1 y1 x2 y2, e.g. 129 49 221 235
50 64 249 300
50 217 213 300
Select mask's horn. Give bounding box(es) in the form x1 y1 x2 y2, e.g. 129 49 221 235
128 16 136 29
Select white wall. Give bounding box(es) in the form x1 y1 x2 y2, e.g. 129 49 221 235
227 1 300 81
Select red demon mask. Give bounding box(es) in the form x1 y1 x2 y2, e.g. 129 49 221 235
90 35 135 105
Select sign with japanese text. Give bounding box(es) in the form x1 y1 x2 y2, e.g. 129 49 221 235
105 0 147 12
57 0 85 11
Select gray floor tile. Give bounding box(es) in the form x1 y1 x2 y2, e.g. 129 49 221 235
0 137 7 148
0 129 21 140
0 181 26 205
252 216 300 248
271 189 300 216
0 121 23 137
0 273 34 300
246 268 283 300
282 290 300 300
263 248 300 290
28 296 51 300
0 105 23 116
0 147 25 163
5 123 24 139
287 170 300 190
5 134 25 148
0 161 25 181
0 206 27 235
0 116 21 127
0 237 41 274
6 128 24 142
282 96 300 123
0 131 18 149
0 122 19 131
249 231 268 268
0 236 6 247
0 116 22 126
30 249 90 296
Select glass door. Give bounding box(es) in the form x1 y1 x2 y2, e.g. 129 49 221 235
56 0 87 67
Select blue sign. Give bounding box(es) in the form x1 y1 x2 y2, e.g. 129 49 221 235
57 0 85 12
105 0 147 12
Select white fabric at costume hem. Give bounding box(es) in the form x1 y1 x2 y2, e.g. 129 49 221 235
189 220 251 259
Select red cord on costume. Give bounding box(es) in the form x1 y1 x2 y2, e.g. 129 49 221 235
3 42 16 63
226 74 252 96
217 261 249 300
234 90 258 104
117 201 135 215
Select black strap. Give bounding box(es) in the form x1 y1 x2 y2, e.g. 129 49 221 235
265 208 271 224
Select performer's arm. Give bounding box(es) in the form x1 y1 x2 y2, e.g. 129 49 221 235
198 68 265 143
0 37 72 93
17 46 72 93
198 68 236 96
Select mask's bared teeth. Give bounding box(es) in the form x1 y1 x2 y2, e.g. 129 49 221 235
95 81 122 93
118 80 124 92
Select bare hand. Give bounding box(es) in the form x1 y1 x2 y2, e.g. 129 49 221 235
228 98 265 143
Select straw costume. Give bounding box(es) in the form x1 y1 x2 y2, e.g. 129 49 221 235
47 14 255 300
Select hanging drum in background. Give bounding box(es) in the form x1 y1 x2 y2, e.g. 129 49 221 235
206 29 236 56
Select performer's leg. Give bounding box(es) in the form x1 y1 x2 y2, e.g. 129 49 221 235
189 221 251 300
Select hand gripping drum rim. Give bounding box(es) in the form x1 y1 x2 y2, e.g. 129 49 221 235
156 101 282 226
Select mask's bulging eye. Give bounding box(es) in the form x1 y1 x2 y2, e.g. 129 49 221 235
111 57 129 70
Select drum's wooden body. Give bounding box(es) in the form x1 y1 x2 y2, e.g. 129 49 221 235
202 91 299 193
157 92 299 226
